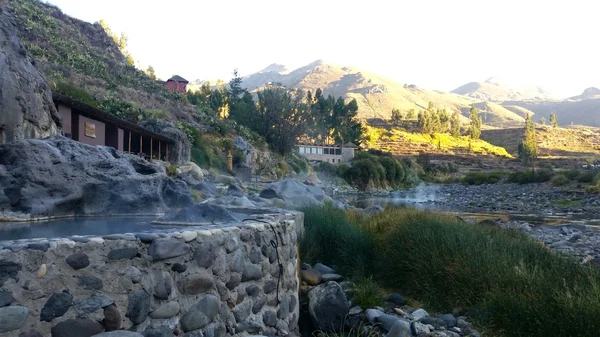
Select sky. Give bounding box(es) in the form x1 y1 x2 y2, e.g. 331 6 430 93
45 0 600 98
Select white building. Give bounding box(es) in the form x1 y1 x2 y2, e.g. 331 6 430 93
296 142 358 164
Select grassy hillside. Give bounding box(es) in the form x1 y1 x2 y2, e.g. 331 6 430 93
451 77 558 102
481 126 600 162
2 0 197 121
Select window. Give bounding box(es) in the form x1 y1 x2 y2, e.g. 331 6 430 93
338 159 341 163
317 147 323 154
335 148 342 155
299 146 305 154
324 148 329 155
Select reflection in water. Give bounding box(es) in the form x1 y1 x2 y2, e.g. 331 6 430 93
0 217 178 242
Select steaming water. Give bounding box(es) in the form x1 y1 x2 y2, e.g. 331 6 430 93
0 216 180 242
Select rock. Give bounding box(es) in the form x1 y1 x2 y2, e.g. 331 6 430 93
153 271 172 300
74 293 113 314
142 326 175 337
91 332 144 337
231 249 245 272
139 120 190 163
179 162 204 180
19 332 42 337
157 203 241 223
0 137 192 218
249 246 262 264
135 233 158 243
411 308 429 321
263 310 277 327
235 320 263 334
148 240 190 261
224 237 238 253
150 301 181 319
28 243 49 252
349 306 362 315
36 263 47 278
228 184 245 197
226 274 242 290
242 264 262 282
246 284 260 296
261 179 332 206
233 300 252 322
78 275 103 290
264 279 277 294
365 308 383 324
301 269 322 285
437 313 457 328
363 205 384 215
50 319 104 337
313 263 335 274
41 290 73 322
102 304 121 331
192 182 218 199
203 322 226 337
0 291 14 307
308 281 349 331
180 295 220 332
387 293 407 306
411 322 431 335
420 317 446 329
171 263 187 273
252 296 267 314
385 319 411 337
0 9 61 144
0 306 29 333
0 260 21 284
178 272 214 295
108 247 139 260
126 266 142 283
377 314 402 331
194 242 215 268
181 231 197 242
126 290 151 325
321 274 342 282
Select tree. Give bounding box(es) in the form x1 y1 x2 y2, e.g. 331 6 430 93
518 113 538 165
391 108 402 124
146 66 156 80
228 69 244 101
469 105 482 140
540 117 546 125
550 113 558 128
451 110 461 137
406 109 416 120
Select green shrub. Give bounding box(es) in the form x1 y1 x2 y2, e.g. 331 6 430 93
285 153 309 174
551 174 570 186
336 163 349 177
314 162 338 175
373 208 600 337
53 82 98 107
165 165 178 177
351 277 386 308
565 169 582 180
300 204 374 278
462 172 503 185
577 171 598 183
507 169 553 184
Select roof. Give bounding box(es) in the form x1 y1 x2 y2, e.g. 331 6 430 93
167 75 189 83
343 142 359 148
53 94 175 144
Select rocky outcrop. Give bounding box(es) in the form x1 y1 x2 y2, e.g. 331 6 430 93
0 8 61 144
234 136 276 177
0 137 191 219
259 179 333 207
139 120 190 163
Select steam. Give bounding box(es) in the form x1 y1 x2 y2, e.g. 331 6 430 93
391 184 440 204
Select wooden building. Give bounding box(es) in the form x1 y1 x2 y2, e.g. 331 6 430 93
53 94 175 161
164 75 189 94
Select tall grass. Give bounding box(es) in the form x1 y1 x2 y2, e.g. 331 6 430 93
300 206 600 337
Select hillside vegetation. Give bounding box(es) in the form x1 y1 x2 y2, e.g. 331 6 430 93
2 0 197 121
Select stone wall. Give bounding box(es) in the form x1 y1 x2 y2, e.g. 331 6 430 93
0 210 301 337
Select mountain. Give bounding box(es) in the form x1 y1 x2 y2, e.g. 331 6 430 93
451 77 558 102
1 0 197 121
240 61 529 127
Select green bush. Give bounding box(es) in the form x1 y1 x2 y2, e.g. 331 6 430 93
343 152 413 190
565 169 582 180
285 153 309 174
373 208 600 337
165 165 178 177
507 169 553 184
300 204 374 278
314 162 338 175
551 174 570 186
577 171 598 183
351 277 386 308
462 172 503 185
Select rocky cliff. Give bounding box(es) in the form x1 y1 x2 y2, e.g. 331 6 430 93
0 137 191 220
0 8 61 144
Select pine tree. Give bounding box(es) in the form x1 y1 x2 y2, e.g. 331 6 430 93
451 110 461 137
518 113 538 165
550 113 558 128
469 105 482 140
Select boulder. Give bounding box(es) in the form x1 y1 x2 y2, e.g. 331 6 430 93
227 184 245 197
139 120 190 163
259 179 332 206
308 281 349 331
156 203 241 223
301 269 322 286
0 9 61 144
0 137 192 219
192 182 218 198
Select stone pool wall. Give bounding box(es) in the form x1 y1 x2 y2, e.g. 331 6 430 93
0 210 302 337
